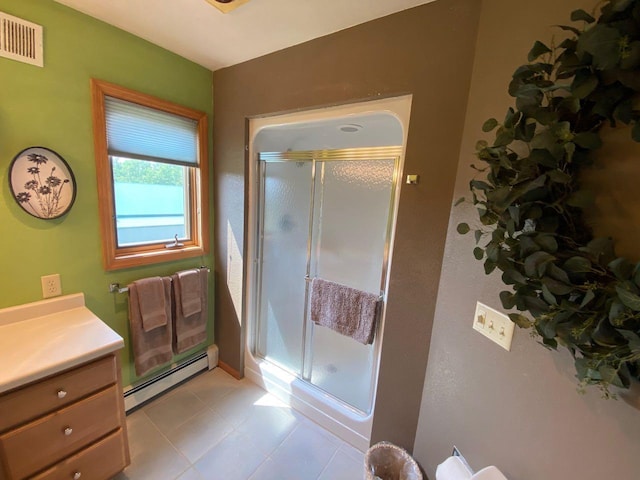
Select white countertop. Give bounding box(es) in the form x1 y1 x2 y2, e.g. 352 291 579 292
0 293 124 393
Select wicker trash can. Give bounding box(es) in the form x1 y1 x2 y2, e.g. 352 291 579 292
364 441 423 480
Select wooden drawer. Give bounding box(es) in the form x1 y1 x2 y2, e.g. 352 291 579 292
0 387 120 479
0 356 116 432
31 429 128 480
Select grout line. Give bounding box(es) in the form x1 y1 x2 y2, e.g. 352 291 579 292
316 448 341 479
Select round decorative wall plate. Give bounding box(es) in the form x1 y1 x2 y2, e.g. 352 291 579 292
9 146 77 219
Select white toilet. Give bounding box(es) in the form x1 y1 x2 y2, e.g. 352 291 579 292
436 456 508 480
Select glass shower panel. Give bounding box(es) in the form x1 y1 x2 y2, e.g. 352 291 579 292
256 161 312 374
308 159 395 412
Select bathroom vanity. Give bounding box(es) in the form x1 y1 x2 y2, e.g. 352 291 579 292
0 294 129 480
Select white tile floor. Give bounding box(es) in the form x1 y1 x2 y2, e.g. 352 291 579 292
114 367 365 480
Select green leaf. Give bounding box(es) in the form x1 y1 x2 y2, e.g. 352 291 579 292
494 127 515 146
571 73 598 99
457 223 470 234
531 129 558 151
577 25 622 70
593 317 623 347
454 197 465 206
618 329 640 350
528 41 552 62
573 132 602 149
541 336 558 349
580 237 615 263
555 24 581 35
559 96 581 114
470 180 492 191
484 259 497 274
575 357 590 380
503 107 518 128
524 251 554 278
519 236 540 257
547 264 571 284
616 286 640 311
479 209 499 226
571 9 595 23
473 247 484 260
599 366 625 388
537 316 559 339
476 139 489 150
500 290 516 309
509 313 533 328
534 108 558 125
551 121 572 141
541 276 574 295
620 40 640 69
547 169 572 184
502 268 527 285
541 284 557 305
482 118 499 132
474 229 483 244
609 300 625 323
608 257 633 280
565 142 576 163
534 234 558 253
580 289 595 308
564 256 592 273
529 148 558 168
610 0 633 12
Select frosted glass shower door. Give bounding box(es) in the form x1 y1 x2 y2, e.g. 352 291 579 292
255 161 312 374
307 159 396 413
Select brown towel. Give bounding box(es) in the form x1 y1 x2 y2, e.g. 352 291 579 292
172 268 208 354
177 269 202 317
310 278 379 345
133 276 168 332
129 277 173 377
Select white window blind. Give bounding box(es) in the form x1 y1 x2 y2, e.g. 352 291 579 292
105 96 198 166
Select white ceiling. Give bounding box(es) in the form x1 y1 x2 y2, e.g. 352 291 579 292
54 0 434 71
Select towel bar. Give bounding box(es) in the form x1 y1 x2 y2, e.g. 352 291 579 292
109 266 211 294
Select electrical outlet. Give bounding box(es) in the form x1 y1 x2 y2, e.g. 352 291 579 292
473 301 515 351
41 274 62 298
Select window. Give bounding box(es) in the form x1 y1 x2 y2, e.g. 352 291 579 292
91 79 209 270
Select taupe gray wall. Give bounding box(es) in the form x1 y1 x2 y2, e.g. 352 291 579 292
414 1 640 479
212 0 480 449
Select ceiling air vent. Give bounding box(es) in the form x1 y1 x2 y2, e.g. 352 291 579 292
0 11 43 67
204 0 252 14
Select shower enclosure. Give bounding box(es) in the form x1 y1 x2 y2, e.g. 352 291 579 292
253 146 401 414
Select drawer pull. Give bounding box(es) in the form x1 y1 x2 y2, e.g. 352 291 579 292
73 472 82 479
57 389 68 399
64 427 73 436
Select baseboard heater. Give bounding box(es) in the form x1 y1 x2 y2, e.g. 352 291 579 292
123 345 218 412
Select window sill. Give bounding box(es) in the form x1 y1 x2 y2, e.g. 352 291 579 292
105 245 207 271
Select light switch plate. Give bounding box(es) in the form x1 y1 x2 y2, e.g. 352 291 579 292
473 301 514 351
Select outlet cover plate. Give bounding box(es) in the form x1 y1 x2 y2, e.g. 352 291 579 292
473 301 514 351
41 274 62 299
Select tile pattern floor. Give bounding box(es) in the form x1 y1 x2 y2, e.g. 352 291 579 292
114 367 365 480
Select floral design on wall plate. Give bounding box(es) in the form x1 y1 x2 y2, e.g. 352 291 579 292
9 147 77 219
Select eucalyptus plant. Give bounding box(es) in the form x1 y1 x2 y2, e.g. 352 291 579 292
459 0 640 396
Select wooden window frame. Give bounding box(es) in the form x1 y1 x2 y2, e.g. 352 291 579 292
91 79 209 271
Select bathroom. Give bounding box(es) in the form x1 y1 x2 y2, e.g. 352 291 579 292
1 0 639 479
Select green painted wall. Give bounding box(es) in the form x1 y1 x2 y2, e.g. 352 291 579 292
0 0 214 386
